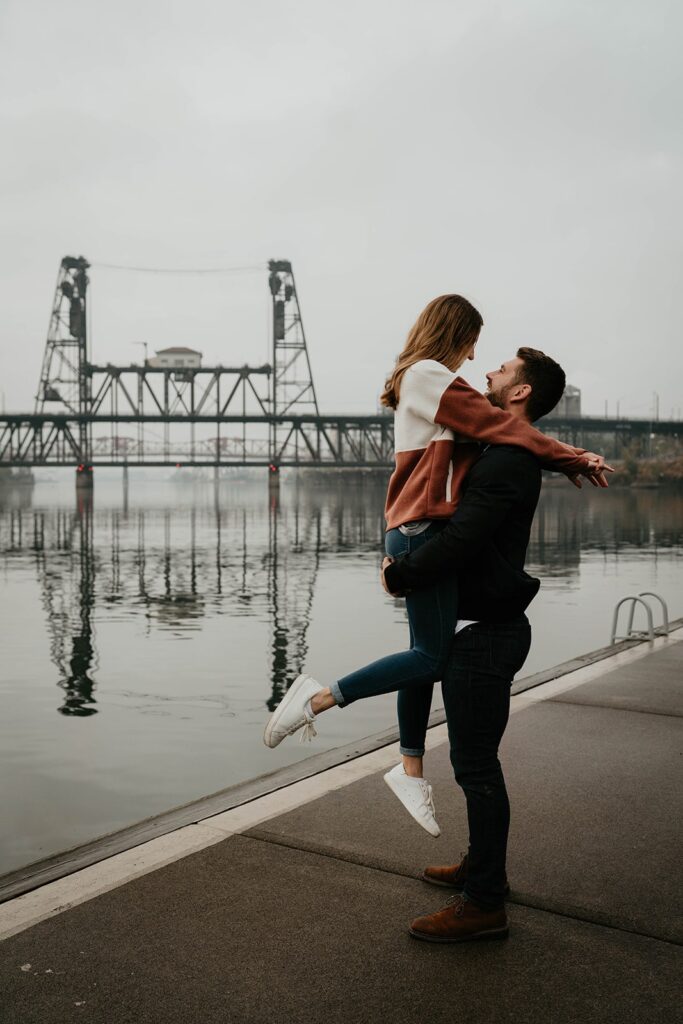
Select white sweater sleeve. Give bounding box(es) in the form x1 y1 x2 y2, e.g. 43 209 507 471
401 360 457 424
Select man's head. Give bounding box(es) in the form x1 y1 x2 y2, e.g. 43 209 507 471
485 347 566 422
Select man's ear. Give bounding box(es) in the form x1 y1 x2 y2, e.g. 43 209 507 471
510 382 531 405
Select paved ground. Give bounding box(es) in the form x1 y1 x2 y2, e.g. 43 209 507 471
2 639 682 1023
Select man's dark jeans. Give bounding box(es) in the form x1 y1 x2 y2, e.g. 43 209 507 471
442 616 532 910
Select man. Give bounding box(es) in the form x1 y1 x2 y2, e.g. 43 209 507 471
381 347 611 943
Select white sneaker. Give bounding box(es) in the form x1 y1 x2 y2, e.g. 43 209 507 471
263 674 323 748
383 763 441 837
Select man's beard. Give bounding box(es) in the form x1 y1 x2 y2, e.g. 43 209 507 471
486 385 512 410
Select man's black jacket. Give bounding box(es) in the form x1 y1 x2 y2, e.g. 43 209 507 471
383 445 542 621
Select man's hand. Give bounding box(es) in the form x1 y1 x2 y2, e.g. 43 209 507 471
569 452 615 489
381 555 404 597
381 555 393 595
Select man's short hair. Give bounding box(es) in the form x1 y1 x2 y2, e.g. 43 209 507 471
515 347 566 422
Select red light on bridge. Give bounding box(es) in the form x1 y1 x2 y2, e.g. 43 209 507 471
176 463 182 468
269 464 278 473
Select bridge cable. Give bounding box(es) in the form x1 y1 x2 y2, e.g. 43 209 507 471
90 262 265 275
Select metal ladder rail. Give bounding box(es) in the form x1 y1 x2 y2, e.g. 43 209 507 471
610 592 670 645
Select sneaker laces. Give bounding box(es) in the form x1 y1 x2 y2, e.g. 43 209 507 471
299 705 318 743
420 781 436 819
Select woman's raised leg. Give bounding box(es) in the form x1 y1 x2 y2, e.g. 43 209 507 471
263 523 457 779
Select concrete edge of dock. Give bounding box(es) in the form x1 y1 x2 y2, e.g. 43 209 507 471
1 620 682 942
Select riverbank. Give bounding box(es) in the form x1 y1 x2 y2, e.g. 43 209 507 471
539 457 683 486
1 627 681 1023
611 455 683 485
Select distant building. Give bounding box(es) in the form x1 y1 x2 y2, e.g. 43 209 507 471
546 384 581 419
148 347 202 369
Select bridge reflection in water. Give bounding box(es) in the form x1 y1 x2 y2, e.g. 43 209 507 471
1 477 387 717
1 476 682 718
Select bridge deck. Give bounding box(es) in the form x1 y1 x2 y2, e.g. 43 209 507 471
1 410 679 469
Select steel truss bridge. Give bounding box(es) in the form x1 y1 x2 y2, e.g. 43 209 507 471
0 411 394 468
2 411 679 469
1 256 396 471
0 255 679 470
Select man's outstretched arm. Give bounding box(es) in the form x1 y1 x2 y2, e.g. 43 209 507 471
382 449 538 595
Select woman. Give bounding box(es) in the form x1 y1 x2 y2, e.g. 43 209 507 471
263 294 601 835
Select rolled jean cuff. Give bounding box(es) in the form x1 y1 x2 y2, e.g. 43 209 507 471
330 680 346 707
399 745 425 757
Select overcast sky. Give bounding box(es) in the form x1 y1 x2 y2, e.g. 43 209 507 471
1 0 681 419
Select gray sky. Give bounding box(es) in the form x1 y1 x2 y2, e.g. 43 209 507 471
1 0 681 418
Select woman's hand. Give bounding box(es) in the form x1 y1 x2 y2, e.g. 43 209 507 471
570 452 615 488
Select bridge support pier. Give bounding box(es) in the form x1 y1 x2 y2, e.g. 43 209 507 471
75 465 94 491
268 464 280 494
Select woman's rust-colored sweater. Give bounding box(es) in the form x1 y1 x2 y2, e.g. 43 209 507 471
384 359 589 530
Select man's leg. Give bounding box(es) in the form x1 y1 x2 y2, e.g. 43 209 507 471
444 618 531 908
409 617 531 942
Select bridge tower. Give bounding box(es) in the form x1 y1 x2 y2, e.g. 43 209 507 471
35 256 92 487
268 260 319 481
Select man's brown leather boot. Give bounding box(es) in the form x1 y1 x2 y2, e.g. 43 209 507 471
422 854 510 896
422 854 469 889
409 894 508 943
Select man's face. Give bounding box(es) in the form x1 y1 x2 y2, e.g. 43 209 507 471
485 356 525 410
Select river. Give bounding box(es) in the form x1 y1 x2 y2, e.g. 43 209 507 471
1 472 681 875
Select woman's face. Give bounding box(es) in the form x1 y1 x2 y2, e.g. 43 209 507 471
447 332 479 372
462 332 479 365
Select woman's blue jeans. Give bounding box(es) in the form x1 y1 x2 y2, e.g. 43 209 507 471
331 523 458 756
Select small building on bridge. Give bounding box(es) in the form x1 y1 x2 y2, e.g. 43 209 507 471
147 347 202 369
546 384 581 419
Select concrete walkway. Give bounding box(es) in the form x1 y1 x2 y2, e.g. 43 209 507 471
1 634 682 1023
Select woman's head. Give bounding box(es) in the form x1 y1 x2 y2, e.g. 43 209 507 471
380 294 483 409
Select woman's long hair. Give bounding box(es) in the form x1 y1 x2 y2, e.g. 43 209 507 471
380 294 483 409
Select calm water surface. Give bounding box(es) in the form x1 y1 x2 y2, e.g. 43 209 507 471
1 474 681 874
